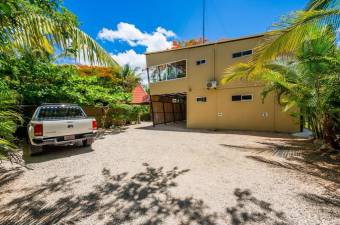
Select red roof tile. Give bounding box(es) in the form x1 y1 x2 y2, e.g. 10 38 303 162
132 84 149 104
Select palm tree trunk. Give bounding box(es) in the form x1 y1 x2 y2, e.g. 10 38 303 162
323 113 339 149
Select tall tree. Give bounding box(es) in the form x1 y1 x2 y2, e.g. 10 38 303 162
222 0 340 148
0 0 117 161
223 28 340 148
0 0 116 66
117 64 142 92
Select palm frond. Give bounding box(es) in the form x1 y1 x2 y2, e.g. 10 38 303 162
0 81 22 161
253 9 340 69
1 13 117 66
221 63 256 84
306 0 339 10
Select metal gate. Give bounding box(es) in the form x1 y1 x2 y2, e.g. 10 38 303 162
150 94 186 126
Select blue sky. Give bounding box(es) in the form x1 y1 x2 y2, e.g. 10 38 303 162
64 0 309 79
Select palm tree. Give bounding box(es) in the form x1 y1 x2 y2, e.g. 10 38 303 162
0 0 117 66
252 0 339 69
0 0 117 161
221 0 340 148
223 28 340 148
118 65 142 92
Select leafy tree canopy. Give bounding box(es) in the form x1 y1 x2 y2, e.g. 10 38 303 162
0 53 137 107
0 0 116 66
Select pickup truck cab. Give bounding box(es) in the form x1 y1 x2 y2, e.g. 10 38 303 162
25 103 97 155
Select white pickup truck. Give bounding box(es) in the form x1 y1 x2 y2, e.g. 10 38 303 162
25 104 97 155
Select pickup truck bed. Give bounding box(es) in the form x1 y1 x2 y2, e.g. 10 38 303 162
26 104 97 155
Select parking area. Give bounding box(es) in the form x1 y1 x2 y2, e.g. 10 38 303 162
0 122 339 225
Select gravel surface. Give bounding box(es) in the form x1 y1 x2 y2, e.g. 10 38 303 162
0 122 339 225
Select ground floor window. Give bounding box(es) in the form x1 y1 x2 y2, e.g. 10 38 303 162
196 97 207 103
232 94 253 102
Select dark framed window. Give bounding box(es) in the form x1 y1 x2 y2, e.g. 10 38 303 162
242 95 253 101
242 50 253 56
232 95 242 101
232 95 253 102
232 52 242 58
196 59 207 66
36 106 85 120
232 49 253 58
196 97 207 103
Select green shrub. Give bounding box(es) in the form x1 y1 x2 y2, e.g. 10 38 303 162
0 81 22 160
111 104 149 126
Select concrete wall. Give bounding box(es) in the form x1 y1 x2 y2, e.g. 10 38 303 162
146 35 300 132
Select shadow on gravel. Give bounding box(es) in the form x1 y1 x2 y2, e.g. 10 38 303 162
221 137 340 193
220 138 314 158
23 146 94 164
96 127 128 140
226 188 288 225
0 174 83 225
0 164 289 225
299 193 340 217
0 167 24 195
246 154 340 192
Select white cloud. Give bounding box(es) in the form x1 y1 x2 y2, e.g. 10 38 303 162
111 49 145 69
110 49 147 83
156 27 176 37
98 22 176 84
98 22 176 52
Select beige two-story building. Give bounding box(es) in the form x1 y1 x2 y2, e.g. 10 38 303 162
145 34 300 132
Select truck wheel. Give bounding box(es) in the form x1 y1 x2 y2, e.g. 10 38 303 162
24 140 44 156
83 138 94 147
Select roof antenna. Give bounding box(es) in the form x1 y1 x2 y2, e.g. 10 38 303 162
202 0 206 44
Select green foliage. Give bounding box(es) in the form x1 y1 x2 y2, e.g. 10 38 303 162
223 28 340 147
306 0 339 10
111 104 149 126
0 0 122 162
252 0 339 70
0 0 116 66
223 0 340 148
0 80 22 161
0 53 133 106
0 52 146 128
117 64 142 92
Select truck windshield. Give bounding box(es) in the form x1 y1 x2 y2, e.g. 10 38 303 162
36 106 86 120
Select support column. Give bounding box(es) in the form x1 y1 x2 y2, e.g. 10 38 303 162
162 101 166 124
146 68 155 127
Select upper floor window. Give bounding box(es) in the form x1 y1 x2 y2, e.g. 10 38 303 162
196 59 206 65
232 94 253 102
149 60 186 83
232 49 253 58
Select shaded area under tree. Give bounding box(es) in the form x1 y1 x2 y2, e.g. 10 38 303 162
0 164 295 225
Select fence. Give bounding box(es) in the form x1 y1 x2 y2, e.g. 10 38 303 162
19 105 150 129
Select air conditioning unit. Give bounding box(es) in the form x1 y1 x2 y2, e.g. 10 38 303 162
206 80 218 89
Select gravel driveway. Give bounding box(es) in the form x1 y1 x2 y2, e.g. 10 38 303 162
0 122 339 225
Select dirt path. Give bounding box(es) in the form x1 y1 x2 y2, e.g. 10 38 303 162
0 122 339 225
